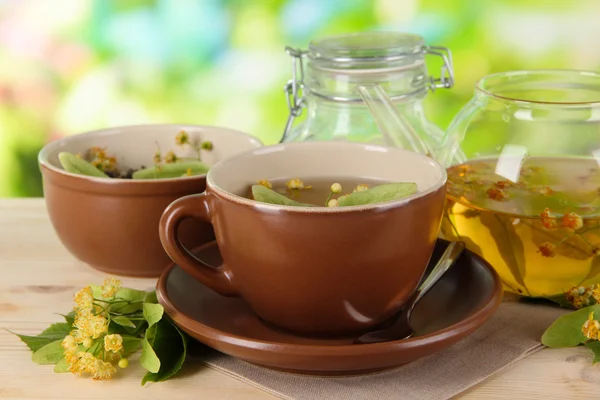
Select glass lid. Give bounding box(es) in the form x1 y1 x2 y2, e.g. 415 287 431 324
308 32 425 62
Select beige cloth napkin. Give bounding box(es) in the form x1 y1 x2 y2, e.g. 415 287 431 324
191 298 568 400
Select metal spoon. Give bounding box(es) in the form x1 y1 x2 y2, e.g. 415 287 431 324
354 241 466 344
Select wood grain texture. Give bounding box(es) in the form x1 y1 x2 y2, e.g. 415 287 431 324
0 199 597 399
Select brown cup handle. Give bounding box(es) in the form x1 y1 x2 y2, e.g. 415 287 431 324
159 193 238 297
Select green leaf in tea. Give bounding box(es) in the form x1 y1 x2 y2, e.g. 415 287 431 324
541 305 600 347
132 160 210 179
141 318 188 386
58 152 109 178
31 340 64 365
337 182 418 207
251 185 314 207
479 213 529 294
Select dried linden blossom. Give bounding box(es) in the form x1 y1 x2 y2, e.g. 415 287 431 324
537 242 555 258
562 212 584 231
565 285 600 309
486 187 507 201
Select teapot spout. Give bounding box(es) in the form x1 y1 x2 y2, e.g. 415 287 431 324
356 83 433 157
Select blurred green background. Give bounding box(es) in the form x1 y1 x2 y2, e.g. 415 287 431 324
2 0 600 197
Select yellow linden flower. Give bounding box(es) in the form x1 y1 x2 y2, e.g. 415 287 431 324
61 335 78 362
68 352 96 376
92 358 117 380
101 277 122 298
73 286 94 313
89 315 108 339
104 334 123 353
72 313 107 340
582 312 600 340
355 184 369 192
72 315 92 344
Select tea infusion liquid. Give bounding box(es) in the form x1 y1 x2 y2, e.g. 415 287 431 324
441 156 600 297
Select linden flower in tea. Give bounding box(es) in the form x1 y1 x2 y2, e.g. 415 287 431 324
442 157 600 298
252 178 417 208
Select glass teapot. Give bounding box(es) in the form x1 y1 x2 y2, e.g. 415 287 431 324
280 31 454 161
439 70 600 299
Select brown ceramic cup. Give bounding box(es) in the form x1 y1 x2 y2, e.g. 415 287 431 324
159 142 447 337
38 124 262 277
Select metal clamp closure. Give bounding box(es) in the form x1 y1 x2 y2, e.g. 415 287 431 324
425 46 454 90
281 47 307 143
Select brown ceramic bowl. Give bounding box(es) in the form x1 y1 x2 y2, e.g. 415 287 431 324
38 124 262 277
159 141 447 337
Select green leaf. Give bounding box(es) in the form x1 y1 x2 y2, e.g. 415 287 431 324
58 311 76 326
122 336 142 357
10 322 72 352
542 305 600 347
54 357 69 373
586 341 600 364
132 161 210 180
143 303 164 329
251 185 313 207
58 152 109 178
111 316 136 328
140 328 160 374
144 291 158 304
111 288 148 314
31 340 64 365
40 323 72 336
337 182 418 206
141 318 188 386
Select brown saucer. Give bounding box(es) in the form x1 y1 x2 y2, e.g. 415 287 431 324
156 239 503 376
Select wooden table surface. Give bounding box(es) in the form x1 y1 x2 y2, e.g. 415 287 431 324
0 198 598 399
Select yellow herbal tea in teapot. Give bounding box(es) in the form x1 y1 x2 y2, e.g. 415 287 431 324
441 156 600 297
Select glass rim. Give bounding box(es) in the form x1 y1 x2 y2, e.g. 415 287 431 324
308 31 425 64
475 69 600 106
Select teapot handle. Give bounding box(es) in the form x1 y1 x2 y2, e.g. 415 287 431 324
356 83 434 158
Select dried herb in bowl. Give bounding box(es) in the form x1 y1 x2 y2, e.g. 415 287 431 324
58 130 213 180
